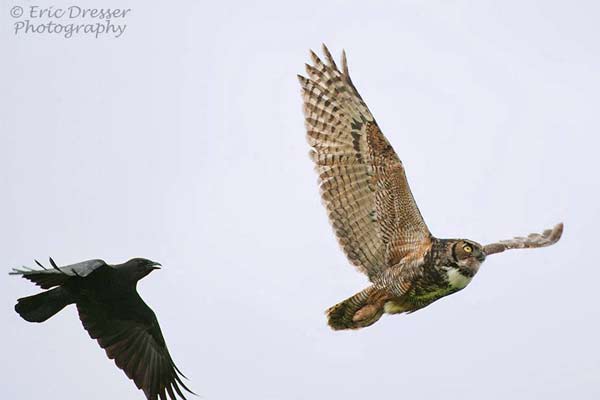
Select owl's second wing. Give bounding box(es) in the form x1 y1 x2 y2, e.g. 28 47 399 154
483 223 563 256
298 45 431 280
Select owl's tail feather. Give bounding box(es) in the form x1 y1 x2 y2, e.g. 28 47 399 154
326 286 389 330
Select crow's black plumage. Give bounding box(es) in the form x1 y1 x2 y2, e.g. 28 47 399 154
11 257 194 400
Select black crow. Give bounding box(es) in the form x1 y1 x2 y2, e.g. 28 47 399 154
11 257 194 400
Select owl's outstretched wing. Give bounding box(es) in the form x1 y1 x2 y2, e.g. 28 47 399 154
298 45 431 280
483 223 563 256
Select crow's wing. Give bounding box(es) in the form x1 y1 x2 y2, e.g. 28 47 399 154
299 45 432 280
10 259 108 289
483 223 563 256
77 292 193 400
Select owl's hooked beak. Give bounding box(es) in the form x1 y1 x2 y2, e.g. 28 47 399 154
477 253 486 262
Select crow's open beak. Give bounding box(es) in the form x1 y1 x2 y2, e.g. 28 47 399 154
151 262 162 270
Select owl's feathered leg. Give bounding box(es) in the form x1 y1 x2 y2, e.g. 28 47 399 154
326 286 390 330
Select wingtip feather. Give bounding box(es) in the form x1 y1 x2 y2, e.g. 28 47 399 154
297 74 308 85
321 43 337 69
553 222 564 239
341 49 349 76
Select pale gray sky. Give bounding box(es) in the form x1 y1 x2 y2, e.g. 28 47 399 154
2 1 599 399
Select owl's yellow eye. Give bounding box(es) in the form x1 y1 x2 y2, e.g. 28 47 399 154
463 244 473 253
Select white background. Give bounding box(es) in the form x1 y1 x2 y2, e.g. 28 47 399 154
2 1 598 399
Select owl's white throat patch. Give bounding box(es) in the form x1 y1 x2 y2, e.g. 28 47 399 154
446 268 472 289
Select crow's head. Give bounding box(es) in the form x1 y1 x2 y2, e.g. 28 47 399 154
123 258 161 281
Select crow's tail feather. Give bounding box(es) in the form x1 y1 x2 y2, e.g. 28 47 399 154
15 287 73 323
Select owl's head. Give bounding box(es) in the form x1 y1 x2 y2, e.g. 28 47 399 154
449 239 486 275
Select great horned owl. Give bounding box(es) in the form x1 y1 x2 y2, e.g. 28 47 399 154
298 45 563 330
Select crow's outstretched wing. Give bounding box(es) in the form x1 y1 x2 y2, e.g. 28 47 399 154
10 258 107 289
77 292 193 400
